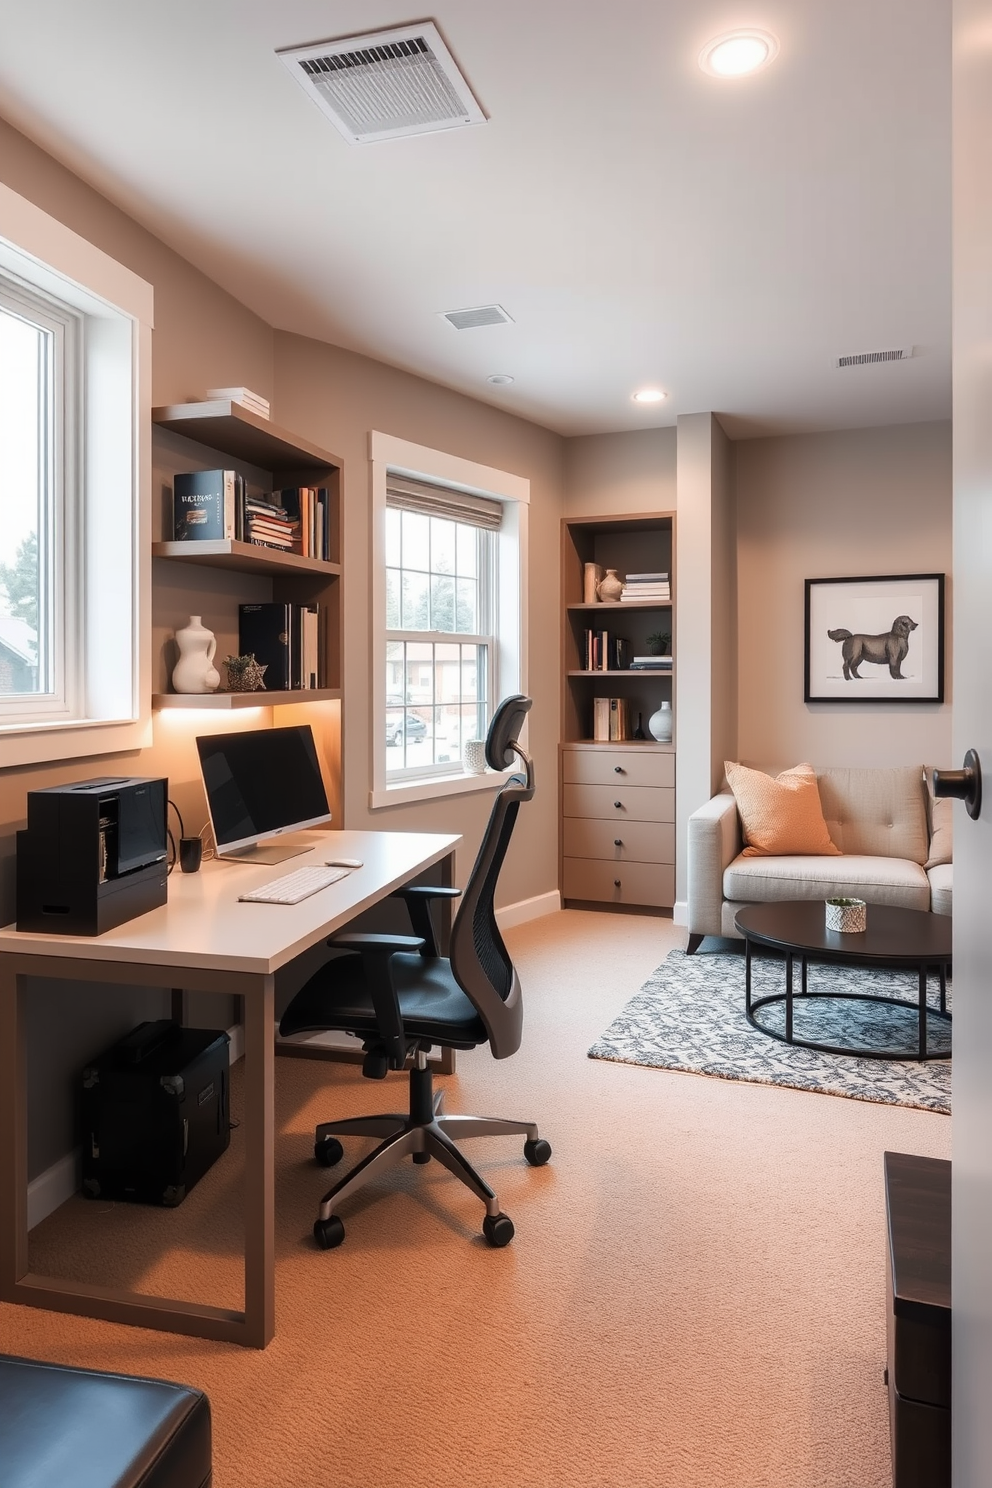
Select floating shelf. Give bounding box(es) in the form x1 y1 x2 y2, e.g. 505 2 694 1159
153 689 341 710
152 400 341 476
152 539 341 579
567 668 674 677
567 601 672 611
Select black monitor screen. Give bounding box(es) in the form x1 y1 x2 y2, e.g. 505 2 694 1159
196 725 331 852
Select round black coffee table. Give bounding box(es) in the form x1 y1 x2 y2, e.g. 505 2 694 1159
734 901 951 1061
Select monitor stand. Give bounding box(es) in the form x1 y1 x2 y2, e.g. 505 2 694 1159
219 840 313 865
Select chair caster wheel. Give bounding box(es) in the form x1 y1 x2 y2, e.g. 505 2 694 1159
482 1212 514 1248
524 1137 552 1166
314 1136 344 1167
314 1215 345 1250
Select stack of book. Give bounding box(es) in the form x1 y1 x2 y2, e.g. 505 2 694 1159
244 496 294 551
630 655 673 671
205 386 270 420
592 696 631 741
279 488 331 560
621 570 670 602
238 602 323 691
583 629 630 671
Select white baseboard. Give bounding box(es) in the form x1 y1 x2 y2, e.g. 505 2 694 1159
673 899 688 926
496 890 561 930
28 1148 81 1232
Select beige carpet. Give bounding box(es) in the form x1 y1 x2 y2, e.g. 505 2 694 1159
4 911 951 1488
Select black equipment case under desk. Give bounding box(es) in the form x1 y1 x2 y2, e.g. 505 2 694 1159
81 1021 230 1207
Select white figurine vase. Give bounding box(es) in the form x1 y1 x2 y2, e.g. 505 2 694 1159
172 615 220 694
647 700 673 742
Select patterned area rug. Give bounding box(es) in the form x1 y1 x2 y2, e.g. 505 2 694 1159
588 949 951 1113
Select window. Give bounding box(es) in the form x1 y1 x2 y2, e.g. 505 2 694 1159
385 478 501 780
370 433 529 808
0 180 153 768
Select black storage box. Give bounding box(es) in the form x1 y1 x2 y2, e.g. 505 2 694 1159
81 1021 230 1207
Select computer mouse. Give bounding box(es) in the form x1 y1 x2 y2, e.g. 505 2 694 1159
325 857 363 869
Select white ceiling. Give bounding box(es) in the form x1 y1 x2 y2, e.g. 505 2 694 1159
0 0 950 437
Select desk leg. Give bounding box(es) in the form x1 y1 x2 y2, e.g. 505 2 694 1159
243 973 275 1348
0 963 28 1294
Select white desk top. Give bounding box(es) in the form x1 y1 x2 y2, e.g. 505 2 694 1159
0 829 460 976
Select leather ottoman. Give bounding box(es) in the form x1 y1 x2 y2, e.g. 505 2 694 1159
0 1354 211 1488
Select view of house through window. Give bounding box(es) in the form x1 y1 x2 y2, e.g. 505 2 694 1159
0 293 55 700
385 484 500 777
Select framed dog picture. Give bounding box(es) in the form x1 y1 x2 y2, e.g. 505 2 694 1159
804 573 945 703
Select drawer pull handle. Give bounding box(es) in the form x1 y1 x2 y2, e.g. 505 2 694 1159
614 838 623 847
614 879 621 887
614 800 623 809
614 766 625 774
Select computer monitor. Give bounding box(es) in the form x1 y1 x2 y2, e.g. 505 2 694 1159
196 724 332 864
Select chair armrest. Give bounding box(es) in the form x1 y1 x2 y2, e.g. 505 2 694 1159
687 793 742 937
327 933 425 1068
390 885 461 955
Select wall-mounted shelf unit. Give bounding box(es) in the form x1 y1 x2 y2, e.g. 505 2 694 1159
153 688 342 710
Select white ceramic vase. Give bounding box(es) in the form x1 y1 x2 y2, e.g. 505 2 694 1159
596 568 623 603
172 615 220 694
463 739 488 775
583 562 603 604
647 700 673 742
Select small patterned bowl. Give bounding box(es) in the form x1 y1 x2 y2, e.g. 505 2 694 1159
825 897 867 933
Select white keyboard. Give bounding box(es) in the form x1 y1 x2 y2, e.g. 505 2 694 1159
238 865 349 905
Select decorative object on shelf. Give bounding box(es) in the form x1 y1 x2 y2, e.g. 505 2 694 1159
171 616 220 694
825 897 867 933
633 712 646 741
583 562 604 603
646 631 671 657
596 568 624 603
463 739 488 775
647 700 673 742
204 386 270 420
222 653 267 692
804 572 945 704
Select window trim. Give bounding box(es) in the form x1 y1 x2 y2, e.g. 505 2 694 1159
369 431 529 809
0 180 153 768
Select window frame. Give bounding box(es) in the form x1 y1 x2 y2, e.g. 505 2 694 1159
0 180 153 768
369 431 529 809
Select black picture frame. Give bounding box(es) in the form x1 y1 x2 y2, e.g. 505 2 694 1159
804 573 945 704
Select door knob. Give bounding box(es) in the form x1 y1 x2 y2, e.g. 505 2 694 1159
933 749 982 820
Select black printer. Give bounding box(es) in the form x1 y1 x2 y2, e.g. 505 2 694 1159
16 775 168 935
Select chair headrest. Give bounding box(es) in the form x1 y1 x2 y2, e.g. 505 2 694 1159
486 694 532 771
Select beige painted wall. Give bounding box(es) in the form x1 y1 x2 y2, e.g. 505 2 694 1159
735 421 952 768
563 427 676 515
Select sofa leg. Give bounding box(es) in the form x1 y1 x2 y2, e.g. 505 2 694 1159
686 934 704 956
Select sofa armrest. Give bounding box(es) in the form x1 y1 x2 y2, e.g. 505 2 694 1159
687 792 742 936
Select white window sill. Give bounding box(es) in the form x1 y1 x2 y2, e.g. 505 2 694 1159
369 768 511 810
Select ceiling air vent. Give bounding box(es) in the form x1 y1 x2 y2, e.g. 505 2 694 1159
441 305 514 330
277 22 486 144
833 346 915 368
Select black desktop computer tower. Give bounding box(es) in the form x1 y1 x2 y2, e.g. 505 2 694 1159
80 1021 231 1207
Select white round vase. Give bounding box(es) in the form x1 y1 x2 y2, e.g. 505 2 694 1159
172 615 220 694
463 739 488 775
647 700 673 743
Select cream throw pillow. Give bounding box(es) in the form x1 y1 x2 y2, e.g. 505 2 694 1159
725 761 841 859
923 765 954 868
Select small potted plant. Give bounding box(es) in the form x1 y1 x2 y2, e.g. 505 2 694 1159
645 631 671 657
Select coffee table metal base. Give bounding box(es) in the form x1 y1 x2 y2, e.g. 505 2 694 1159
744 941 951 1061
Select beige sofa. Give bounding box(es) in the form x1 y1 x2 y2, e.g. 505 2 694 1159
685 764 952 953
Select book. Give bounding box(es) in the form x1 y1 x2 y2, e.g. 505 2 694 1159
625 571 668 582
301 605 320 689
172 470 238 541
238 602 294 691
593 696 611 741
205 386 270 420
609 697 630 741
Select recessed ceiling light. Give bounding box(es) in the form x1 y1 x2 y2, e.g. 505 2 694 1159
699 29 779 78
632 388 667 404
487 373 514 386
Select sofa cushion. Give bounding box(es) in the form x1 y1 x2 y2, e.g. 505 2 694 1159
723 853 932 911
923 766 954 868
815 766 929 864
927 863 953 917
724 761 839 858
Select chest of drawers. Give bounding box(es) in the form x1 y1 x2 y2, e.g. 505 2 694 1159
560 744 675 909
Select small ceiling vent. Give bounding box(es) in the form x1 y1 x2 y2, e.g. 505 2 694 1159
441 305 514 330
833 346 915 368
278 22 486 144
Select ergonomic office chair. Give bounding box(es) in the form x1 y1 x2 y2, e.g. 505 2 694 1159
279 694 551 1250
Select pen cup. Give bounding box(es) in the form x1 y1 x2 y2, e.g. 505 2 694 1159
179 836 203 874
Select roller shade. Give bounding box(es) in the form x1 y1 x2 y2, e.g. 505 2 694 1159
386 474 503 530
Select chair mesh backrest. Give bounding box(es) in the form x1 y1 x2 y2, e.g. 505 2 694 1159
449 774 531 1058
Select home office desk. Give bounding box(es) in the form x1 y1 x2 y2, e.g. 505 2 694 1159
0 829 459 1349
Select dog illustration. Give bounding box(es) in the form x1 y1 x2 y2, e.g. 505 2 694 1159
827 615 918 680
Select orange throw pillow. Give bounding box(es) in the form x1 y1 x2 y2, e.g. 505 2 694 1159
724 761 841 858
